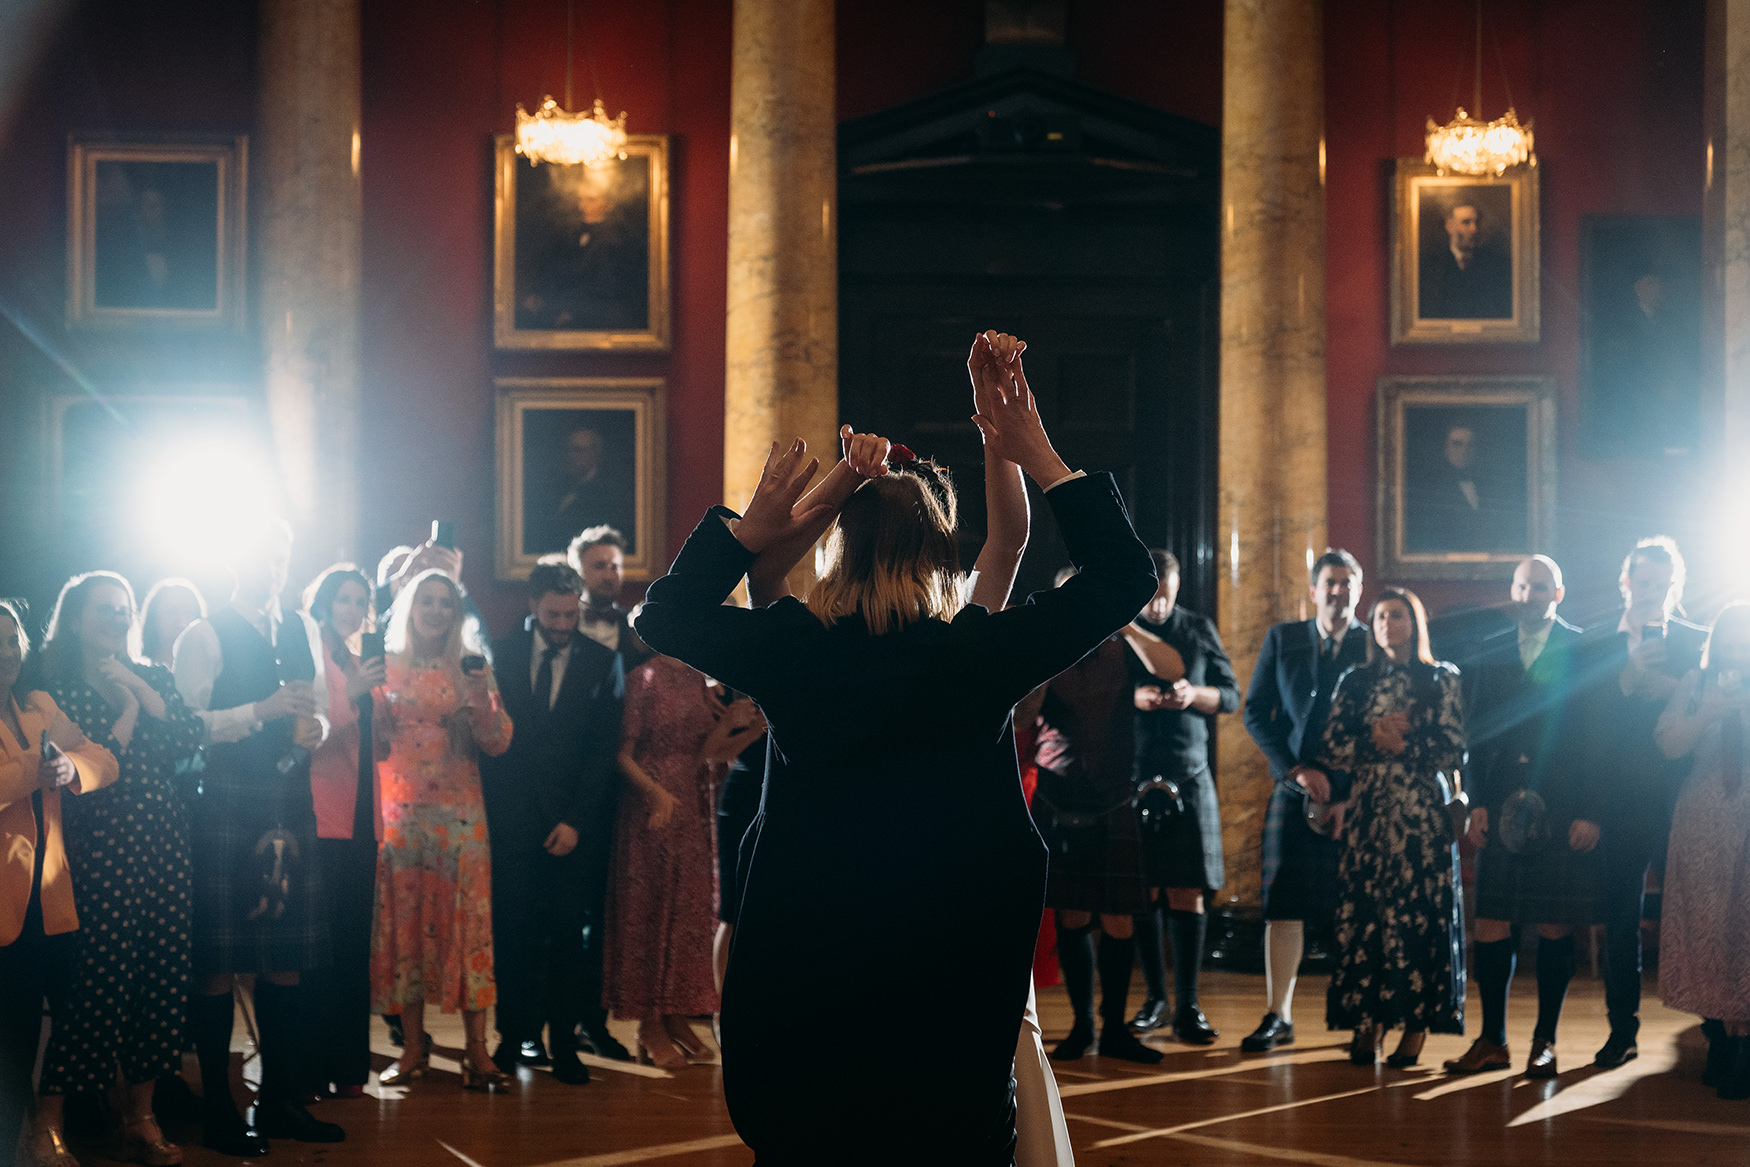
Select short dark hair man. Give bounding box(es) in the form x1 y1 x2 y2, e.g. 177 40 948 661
568 525 652 670
1421 201 1512 319
1239 548 1368 1052
1446 554 1608 1078
1587 538 1706 1070
481 561 629 1077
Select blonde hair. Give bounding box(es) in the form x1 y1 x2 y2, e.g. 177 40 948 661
806 464 963 636
384 569 477 665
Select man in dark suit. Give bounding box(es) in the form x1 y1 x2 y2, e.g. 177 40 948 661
568 525 653 671
1239 548 1369 1052
1420 201 1512 319
1446 555 1606 1078
1588 538 1706 1070
481 562 628 1081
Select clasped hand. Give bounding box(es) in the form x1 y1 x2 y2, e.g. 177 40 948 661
1370 711 1410 754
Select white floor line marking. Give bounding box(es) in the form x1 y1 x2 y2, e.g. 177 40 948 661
577 1053 675 1079
438 1139 490 1167
531 1134 747 1167
1056 1046 1351 1097
1162 1130 1425 1167
1505 1045 1678 1127
1086 1084 1388 1148
1581 1115 1750 1137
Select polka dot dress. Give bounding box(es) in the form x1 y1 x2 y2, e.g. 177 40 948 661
37 663 204 1093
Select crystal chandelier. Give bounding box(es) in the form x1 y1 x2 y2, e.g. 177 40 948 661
513 1 628 168
1424 2 1534 176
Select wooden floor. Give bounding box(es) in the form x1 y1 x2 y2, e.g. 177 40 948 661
55 968 1749 1166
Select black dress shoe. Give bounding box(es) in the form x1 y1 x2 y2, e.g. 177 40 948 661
490 1040 522 1075
519 1038 551 1066
1129 998 1170 1033
203 1111 270 1157
1098 1025 1165 1064
1240 1012 1294 1052
255 1099 346 1142
1594 1033 1639 1069
550 1050 591 1085
579 1028 633 1062
1172 1004 1219 1045
1050 1020 1096 1061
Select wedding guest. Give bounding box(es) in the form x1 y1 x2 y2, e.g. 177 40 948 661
132 578 207 669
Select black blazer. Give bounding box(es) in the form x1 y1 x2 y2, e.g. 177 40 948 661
1131 604 1240 779
1242 617 1370 795
479 619 625 855
1584 615 1707 829
634 472 1155 1164
1466 616 1599 817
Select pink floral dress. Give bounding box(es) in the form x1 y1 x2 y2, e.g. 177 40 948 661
370 661 512 1013
604 658 722 1020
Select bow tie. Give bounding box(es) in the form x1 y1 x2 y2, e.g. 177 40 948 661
582 607 617 626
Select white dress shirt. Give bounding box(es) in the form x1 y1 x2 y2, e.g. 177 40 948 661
172 600 330 745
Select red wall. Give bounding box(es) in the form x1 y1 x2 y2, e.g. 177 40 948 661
1324 0 1706 623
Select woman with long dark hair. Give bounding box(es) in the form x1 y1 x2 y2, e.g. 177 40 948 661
635 332 1155 1165
301 565 386 1099
132 579 207 670
31 574 202 1164
1319 587 1467 1068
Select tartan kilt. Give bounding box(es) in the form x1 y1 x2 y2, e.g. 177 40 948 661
1139 766 1225 891
1033 792 1150 917
1260 783 1340 922
187 775 330 976
1471 818 1605 927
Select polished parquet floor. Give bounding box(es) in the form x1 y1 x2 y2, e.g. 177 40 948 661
58 968 1749 1166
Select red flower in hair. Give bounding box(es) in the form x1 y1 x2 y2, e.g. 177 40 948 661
888 443 919 471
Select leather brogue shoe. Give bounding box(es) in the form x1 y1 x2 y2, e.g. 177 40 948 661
1524 1038 1558 1079
1128 998 1170 1033
1172 1004 1219 1045
1594 1033 1638 1069
1240 1012 1294 1052
1443 1036 1511 1075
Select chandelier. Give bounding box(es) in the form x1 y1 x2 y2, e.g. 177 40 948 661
1424 2 1534 176
513 2 628 168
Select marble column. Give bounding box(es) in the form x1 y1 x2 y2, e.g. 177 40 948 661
257 0 362 566
724 0 839 534
1216 0 1328 909
1706 1 1750 507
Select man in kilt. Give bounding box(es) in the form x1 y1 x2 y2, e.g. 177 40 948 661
1240 549 1369 1052
1445 555 1608 1078
173 519 345 1153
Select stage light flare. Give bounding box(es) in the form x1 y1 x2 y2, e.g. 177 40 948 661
135 436 279 570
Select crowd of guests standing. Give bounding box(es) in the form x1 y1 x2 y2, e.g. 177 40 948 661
0 517 742 1167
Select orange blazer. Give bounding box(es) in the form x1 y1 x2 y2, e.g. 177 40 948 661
1 691 120 945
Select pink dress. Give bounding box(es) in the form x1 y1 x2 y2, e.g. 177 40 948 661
604 658 721 1020
370 662 512 1013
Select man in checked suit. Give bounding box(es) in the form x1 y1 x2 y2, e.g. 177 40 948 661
482 562 628 1081
1239 548 1369 1052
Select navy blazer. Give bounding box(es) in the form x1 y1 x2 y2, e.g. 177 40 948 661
479 619 625 854
1242 617 1370 795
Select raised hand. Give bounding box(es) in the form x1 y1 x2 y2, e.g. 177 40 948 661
732 438 832 554
967 332 1071 486
839 424 892 481
968 330 1026 426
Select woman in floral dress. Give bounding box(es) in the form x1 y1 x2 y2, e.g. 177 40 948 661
607 654 751 1067
371 570 513 1090
33 572 204 1166
1320 587 1467 1067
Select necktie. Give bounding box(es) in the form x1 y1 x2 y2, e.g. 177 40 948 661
535 644 559 712
1323 636 1337 661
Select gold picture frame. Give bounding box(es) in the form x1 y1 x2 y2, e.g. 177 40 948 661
495 377 667 581
1391 159 1539 345
492 134 670 351
66 135 248 332
1376 376 1556 580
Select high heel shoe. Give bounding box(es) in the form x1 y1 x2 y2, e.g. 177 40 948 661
377 1050 430 1087
636 1020 688 1070
663 1016 715 1064
114 1114 183 1166
460 1042 512 1092
1385 1030 1427 1069
30 1127 80 1167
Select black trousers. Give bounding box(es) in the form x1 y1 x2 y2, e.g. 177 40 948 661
492 846 588 1049
1599 822 1661 1040
303 834 378 1089
0 902 72 1167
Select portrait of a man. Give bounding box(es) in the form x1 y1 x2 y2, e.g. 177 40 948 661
93 160 222 311
1418 189 1513 321
521 409 638 558
1404 406 1528 554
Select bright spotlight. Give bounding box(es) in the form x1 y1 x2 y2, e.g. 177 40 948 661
137 436 279 570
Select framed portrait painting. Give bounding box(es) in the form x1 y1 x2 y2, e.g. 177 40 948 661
66 135 248 332
493 134 670 351
1391 160 1538 345
1580 214 1702 460
1376 376 1556 580
495 378 666 581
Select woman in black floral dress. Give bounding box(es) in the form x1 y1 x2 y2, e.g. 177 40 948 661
33 571 204 1166
1320 587 1466 1068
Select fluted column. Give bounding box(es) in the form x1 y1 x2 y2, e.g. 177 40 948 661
1217 0 1328 908
724 0 838 525
258 0 362 565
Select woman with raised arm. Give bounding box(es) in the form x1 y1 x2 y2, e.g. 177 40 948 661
635 331 1155 1167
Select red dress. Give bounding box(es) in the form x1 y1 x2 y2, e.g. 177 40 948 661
603 658 721 1020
